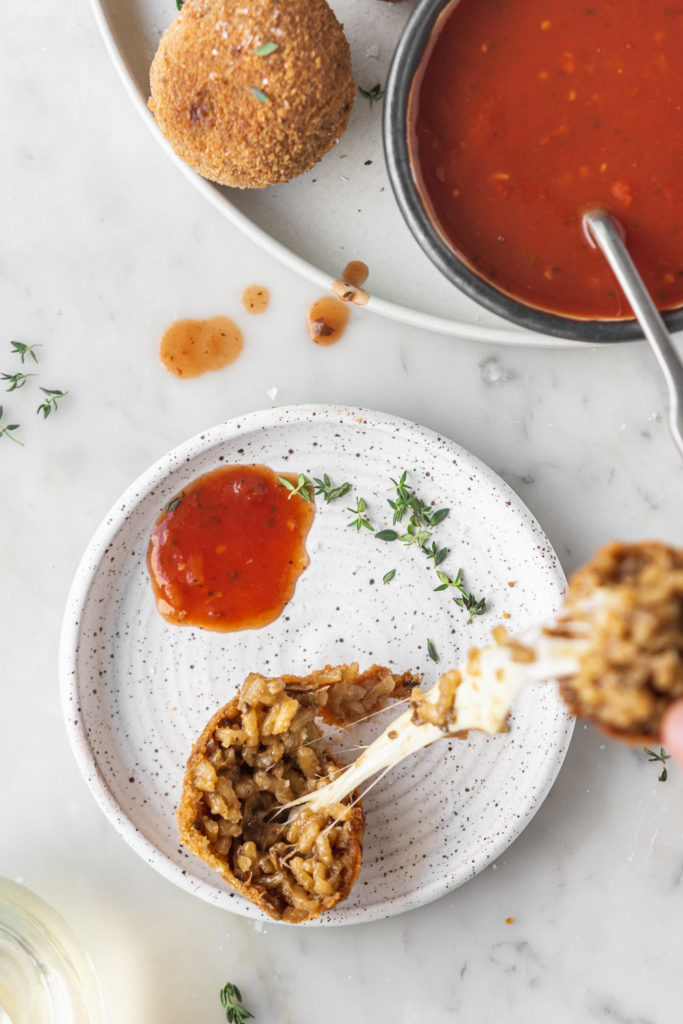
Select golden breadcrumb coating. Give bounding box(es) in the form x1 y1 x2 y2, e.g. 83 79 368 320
560 541 683 742
178 663 418 922
149 0 356 188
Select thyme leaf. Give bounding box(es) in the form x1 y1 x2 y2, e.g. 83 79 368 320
166 494 184 514
376 528 399 541
254 42 278 56
427 638 438 662
1 371 36 392
10 341 40 364
220 982 254 1023
434 567 486 622
645 746 671 782
382 568 396 584
346 496 374 532
313 474 351 503
36 388 67 419
358 83 385 106
251 87 269 103
277 473 313 503
0 405 22 445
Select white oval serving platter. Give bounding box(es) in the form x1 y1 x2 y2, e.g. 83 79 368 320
90 0 583 345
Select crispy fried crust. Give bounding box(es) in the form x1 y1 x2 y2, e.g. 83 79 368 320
149 0 356 188
560 541 683 744
178 663 419 922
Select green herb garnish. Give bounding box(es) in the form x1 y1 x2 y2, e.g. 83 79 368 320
1 371 36 392
382 568 396 584
313 474 351 503
424 540 449 567
434 568 487 623
346 497 374 532
175 0 184 9
10 341 40 364
427 638 438 662
359 83 385 106
166 494 184 514
277 473 313 502
220 982 254 1024
0 406 22 445
251 87 269 103
253 42 278 56
645 746 671 782
36 388 67 419
378 472 486 621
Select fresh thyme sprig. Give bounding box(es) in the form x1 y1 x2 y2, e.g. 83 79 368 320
645 746 671 782
359 83 385 106
36 388 68 419
434 568 487 624
379 472 487 622
313 474 351 503
346 497 374 532
220 982 254 1024
277 473 313 503
384 472 449 534
0 406 22 445
2 371 36 392
424 540 449 567
10 341 40 364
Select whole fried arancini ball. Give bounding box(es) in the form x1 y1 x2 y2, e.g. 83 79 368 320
149 0 356 188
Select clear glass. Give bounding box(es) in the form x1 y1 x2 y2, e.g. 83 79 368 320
0 879 103 1024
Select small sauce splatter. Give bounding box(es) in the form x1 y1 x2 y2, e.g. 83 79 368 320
306 296 350 345
342 261 369 287
505 917 515 925
147 464 314 631
241 285 270 314
331 261 370 305
160 316 243 378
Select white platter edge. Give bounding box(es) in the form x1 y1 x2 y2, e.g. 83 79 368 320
88 0 592 348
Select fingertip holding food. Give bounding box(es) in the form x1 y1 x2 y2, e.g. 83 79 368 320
661 701 683 768
149 0 356 188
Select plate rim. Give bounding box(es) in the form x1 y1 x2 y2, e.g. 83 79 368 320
88 0 587 348
59 403 574 926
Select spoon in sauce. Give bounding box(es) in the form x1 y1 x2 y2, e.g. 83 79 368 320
583 210 683 457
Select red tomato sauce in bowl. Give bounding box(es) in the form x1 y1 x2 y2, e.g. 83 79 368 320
408 0 683 321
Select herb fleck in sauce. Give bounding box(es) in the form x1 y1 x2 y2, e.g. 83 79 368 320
241 285 270 314
306 296 350 345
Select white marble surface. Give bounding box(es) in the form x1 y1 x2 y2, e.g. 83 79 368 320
2 3 683 1023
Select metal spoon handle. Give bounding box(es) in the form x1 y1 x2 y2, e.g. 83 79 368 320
584 209 683 457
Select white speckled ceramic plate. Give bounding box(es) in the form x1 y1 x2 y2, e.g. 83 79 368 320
60 405 573 925
90 0 580 346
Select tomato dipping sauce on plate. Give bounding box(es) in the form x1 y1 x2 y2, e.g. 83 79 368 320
409 0 683 320
147 464 314 631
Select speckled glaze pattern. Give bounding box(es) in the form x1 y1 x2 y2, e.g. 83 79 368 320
59 405 573 926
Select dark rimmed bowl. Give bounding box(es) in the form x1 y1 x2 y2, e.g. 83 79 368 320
382 0 683 343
